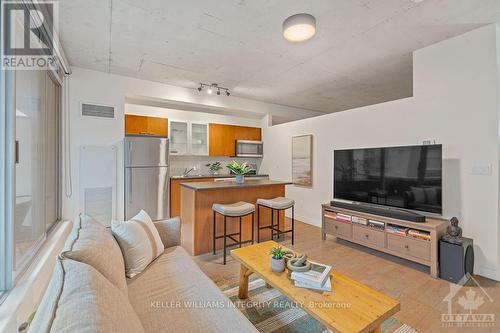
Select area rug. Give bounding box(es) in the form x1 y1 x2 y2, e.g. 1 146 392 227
221 278 418 333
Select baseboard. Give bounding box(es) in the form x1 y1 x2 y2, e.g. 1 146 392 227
477 266 500 282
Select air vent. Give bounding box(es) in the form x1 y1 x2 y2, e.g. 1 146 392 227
81 103 115 118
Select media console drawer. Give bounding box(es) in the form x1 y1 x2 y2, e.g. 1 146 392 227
324 218 352 239
352 225 385 248
387 234 431 261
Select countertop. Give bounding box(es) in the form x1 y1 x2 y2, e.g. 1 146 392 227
180 179 291 190
171 174 269 180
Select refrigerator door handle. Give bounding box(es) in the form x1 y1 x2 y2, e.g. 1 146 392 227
128 169 133 204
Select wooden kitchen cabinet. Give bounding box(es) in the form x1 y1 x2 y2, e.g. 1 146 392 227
170 177 214 217
125 115 168 136
208 123 261 156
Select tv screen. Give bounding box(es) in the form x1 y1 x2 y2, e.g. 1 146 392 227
334 144 442 214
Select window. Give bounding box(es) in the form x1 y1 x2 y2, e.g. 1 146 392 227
1 4 62 292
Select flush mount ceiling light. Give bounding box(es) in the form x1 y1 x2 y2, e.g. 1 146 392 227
283 13 316 42
197 83 230 96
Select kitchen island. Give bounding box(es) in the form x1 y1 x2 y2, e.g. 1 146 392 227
180 179 291 255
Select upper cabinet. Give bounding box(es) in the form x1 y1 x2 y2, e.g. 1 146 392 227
169 120 209 156
209 123 261 157
125 115 168 136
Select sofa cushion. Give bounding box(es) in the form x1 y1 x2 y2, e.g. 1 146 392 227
29 258 144 333
153 217 181 249
112 210 165 278
127 246 258 333
60 214 128 295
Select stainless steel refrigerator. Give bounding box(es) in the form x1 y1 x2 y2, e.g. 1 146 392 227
124 135 169 220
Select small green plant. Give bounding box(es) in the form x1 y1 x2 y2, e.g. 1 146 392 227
226 161 251 175
269 246 285 260
205 161 223 173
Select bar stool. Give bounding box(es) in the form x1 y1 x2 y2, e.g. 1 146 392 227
257 197 295 245
212 201 255 264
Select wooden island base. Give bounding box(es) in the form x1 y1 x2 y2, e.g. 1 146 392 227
180 180 291 256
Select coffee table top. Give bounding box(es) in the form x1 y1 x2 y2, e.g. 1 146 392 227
231 241 400 333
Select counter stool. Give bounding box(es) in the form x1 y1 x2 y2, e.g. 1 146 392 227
212 201 255 264
257 197 295 245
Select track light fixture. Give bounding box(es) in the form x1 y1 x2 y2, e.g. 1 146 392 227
197 83 230 97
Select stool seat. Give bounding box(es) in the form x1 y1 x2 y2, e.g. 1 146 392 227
212 201 255 217
257 197 295 210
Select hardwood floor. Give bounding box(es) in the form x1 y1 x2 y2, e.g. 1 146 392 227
193 219 500 333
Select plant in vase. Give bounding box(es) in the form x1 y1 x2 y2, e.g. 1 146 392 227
226 161 251 184
269 246 286 272
205 161 223 175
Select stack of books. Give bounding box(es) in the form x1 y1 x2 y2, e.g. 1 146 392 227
335 213 352 224
408 229 431 241
386 224 408 236
291 262 332 292
367 219 385 230
352 216 368 225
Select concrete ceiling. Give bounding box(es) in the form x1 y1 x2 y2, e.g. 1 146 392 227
59 0 500 114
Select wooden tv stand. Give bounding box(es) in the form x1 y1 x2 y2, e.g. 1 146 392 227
322 204 449 278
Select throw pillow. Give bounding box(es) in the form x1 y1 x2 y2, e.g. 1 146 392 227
111 210 164 278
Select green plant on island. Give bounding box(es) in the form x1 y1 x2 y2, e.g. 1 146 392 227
269 246 286 260
226 161 251 175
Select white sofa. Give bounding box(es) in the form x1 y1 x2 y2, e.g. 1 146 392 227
29 215 257 333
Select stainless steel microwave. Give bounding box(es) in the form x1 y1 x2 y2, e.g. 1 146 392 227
235 140 263 157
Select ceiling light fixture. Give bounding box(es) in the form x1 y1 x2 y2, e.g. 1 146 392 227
197 83 231 97
283 13 316 42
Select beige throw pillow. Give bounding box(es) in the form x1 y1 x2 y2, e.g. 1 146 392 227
29 258 144 333
60 214 128 295
111 210 165 278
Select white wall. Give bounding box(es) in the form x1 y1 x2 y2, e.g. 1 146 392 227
260 25 500 281
125 103 262 127
62 68 315 222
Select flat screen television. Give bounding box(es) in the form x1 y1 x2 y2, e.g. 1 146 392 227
334 144 442 215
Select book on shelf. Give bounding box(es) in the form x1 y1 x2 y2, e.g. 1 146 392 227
291 261 332 288
335 213 352 223
408 229 431 241
352 216 368 225
367 219 385 230
386 225 408 235
324 212 336 219
294 276 332 292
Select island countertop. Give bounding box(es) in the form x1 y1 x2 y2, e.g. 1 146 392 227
180 179 291 190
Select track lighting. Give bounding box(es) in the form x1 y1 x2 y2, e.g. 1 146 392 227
197 83 231 97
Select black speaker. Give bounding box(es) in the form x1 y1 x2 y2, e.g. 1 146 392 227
439 237 474 284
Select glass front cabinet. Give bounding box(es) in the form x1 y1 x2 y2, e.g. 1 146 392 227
168 120 208 156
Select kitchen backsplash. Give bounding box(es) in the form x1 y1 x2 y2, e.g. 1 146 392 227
169 155 262 176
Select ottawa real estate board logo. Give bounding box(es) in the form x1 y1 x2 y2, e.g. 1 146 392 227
1 1 58 70
441 273 495 329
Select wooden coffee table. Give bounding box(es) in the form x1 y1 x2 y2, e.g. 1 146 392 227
231 241 400 333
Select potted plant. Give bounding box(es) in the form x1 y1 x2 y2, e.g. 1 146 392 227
205 161 223 175
269 246 286 272
226 161 251 184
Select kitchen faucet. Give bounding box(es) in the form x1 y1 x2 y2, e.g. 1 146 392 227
183 166 196 177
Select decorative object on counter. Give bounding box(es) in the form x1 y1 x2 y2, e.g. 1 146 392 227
287 253 311 272
442 217 463 245
205 161 223 175
269 246 286 272
226 161 251 184
292 134 313 187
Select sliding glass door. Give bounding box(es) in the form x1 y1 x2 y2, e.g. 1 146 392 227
14 70 60 274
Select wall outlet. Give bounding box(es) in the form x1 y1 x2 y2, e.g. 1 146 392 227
471 165 492 176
